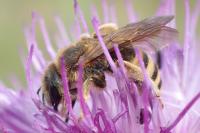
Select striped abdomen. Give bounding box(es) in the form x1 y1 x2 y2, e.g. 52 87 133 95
118 47 162 96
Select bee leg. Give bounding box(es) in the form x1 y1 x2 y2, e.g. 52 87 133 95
124 61 163 108
65 116 69 122
37 87 41 95
53 103 59 111
91 71 106 89
123 61 143 81
123 61 144 93
65 99 77 122
63 88 77 123
37 87 45 104
42 93 45 104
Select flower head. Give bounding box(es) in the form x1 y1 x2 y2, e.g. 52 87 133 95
0 0 200 133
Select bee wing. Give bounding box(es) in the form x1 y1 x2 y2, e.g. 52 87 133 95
106 16 178 50
125 26 178 53
83 16 178 63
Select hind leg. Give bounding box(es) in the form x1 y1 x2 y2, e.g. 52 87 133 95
91 70 106 89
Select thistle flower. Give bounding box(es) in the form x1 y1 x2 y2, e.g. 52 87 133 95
0 0 200 133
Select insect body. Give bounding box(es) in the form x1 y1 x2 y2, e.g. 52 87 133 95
39 16 177 116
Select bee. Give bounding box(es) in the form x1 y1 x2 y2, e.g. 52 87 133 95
38 16 177 118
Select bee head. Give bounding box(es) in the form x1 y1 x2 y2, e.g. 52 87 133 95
41 63 78 112
42 63 62 111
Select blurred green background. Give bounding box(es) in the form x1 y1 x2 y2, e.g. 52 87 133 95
0 0 199 87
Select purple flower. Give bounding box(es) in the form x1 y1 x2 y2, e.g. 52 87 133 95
0 0 200 133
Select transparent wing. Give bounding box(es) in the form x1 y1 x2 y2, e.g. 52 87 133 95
83 16 178 64
128 26 178 53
